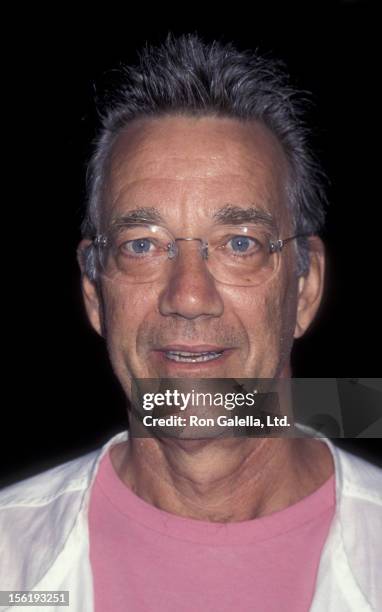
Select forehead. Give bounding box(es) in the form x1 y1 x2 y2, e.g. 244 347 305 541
103 115 290 229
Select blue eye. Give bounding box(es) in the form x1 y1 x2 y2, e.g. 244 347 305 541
129 238 152 254
230 236 253 252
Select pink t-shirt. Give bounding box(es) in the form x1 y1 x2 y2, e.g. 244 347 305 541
88 448 335 612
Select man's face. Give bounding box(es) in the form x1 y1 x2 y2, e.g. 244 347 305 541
83 116 304 395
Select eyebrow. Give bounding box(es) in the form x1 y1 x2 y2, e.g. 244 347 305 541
111 205 276 229
212 205 275 228
111 207 164 228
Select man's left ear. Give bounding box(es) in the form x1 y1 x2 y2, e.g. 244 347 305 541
294 236 325 338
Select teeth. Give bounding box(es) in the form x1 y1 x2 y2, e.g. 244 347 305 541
165 351 223 362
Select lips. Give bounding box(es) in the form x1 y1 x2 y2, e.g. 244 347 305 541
153 344 231 364
164 350 223 363
158 344 228 352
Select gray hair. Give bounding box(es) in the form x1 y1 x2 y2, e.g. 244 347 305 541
81 32 328 280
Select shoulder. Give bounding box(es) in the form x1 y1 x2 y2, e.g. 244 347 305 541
0 431 128 509
328 445 382 606
0 450 99 509
332 443 382 506
0 432 129 591
0 451 98 592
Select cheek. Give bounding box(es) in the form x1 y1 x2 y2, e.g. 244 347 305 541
249 291 284 347
238 273 298 362
101 284 154 352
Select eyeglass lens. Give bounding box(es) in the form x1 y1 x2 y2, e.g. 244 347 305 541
96 224 280 287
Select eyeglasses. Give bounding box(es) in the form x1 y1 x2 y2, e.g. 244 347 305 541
92 222 309 287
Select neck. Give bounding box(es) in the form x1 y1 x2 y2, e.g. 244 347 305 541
110 434 334 522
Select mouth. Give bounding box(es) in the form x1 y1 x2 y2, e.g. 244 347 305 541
163 350 224 363
152 345 232 366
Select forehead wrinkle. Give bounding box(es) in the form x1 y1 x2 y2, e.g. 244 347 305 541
110 153 279 184
107 204 277 232
106 169 278 204
109 129 286 185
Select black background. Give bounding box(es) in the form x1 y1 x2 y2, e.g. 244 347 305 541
2 0 381 487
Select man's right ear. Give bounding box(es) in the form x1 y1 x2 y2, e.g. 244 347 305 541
77 239 103 337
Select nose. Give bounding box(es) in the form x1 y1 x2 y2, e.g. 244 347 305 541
158 239 224 320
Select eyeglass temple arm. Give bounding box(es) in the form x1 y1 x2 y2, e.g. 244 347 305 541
269 233 312 253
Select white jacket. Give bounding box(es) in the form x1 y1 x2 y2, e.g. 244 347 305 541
0 431 381 611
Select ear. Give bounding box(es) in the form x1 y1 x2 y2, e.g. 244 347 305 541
294 236 325 338
77 239 103 337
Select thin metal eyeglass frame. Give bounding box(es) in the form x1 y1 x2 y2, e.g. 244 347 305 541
92 231 311 260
